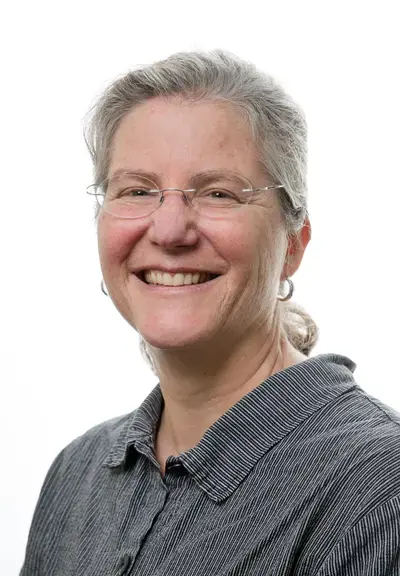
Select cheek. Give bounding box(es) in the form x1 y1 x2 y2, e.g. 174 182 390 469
231 218 283 289
218 216 272 271
97 214 144 270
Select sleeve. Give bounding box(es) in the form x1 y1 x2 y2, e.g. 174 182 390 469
19 447 67 575
315 494 400 576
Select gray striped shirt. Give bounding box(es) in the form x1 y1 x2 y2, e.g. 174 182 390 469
20 354 400 575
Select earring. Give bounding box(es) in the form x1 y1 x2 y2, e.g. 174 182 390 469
277 278 294 301
100 279 109 296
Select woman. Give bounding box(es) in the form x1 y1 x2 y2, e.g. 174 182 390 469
21 50 400 575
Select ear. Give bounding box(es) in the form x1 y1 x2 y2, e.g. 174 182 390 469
281 218 311 280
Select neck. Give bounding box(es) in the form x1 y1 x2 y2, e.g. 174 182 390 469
151 317 307 462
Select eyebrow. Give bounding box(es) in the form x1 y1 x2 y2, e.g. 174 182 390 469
109 169 159 182
108 169 251 187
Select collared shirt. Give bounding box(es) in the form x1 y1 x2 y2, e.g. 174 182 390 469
20 354 400 575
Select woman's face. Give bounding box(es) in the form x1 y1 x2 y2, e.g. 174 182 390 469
98 97 301 351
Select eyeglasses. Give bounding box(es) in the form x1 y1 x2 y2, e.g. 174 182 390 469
86 171 285 219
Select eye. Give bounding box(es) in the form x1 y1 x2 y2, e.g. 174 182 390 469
122 188 150 197
114 187 158 201
196 187 242 205
201 188 236 199
208 190 231 198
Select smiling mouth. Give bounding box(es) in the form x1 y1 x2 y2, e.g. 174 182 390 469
137 270 220 286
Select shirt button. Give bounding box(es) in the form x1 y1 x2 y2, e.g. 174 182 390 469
116 553 131 575
167 458 183 470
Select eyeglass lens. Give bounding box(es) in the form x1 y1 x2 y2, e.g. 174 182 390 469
94 173 259 219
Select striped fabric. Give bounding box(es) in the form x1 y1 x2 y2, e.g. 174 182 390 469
20 354 400 575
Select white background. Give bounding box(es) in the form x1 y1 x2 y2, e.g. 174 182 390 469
1 0 399 573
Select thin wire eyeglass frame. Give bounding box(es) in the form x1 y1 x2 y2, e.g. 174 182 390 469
86 183 286 219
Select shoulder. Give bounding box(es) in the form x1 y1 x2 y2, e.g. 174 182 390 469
65 411 135 454
309 386 400 538
314 493 400 575
20 412 137 573
40 410 136 493
66 409 134 457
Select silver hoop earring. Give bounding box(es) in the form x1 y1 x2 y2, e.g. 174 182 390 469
277 278 294 302
101 279 109 296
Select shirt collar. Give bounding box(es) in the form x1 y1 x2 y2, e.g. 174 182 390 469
104 353 357 502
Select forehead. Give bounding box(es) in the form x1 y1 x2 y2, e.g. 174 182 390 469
108 97 264 181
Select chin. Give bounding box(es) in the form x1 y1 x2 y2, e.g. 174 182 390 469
141 334 202 351
139 324 215 352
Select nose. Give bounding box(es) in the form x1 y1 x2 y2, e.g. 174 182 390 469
146 189 199 249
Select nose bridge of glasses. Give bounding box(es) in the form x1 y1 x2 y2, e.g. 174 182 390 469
159 187 196 205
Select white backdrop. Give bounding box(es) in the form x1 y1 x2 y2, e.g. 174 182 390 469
2 1 399 573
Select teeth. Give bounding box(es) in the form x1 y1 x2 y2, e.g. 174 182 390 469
143 271 212 286
163 273 173 286
173 273 184 286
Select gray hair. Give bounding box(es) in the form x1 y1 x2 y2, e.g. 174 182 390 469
84 49 318 370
